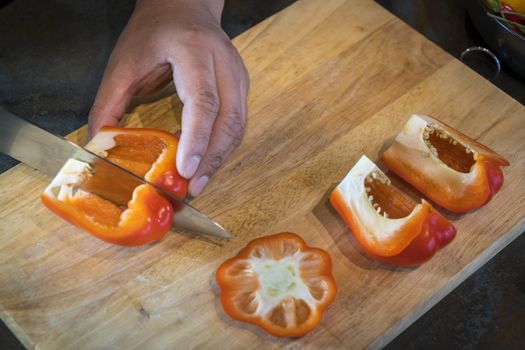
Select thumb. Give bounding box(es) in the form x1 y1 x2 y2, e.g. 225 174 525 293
88 68 136 139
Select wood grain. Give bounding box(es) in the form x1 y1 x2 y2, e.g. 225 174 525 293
1 0 524 349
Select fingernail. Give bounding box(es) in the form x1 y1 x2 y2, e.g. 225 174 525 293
183 155 201 178
190 176 209 197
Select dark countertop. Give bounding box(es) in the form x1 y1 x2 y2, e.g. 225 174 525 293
0 1 524 349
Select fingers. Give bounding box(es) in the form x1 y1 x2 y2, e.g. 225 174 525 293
188 51 248 197
88 60 137 139
172 50 220 179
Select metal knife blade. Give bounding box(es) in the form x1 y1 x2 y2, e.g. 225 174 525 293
0 107 231 239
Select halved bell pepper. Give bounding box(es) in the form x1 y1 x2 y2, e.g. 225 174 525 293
216 232 337 337
381 115 509 213
330 155 456 266
41 127 188 246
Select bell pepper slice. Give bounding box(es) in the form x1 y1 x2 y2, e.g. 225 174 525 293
330 155 456 266
216 232 337 337
381 114 509 213
41 127 188 246
41 159 174 246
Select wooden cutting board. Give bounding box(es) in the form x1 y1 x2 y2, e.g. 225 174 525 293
1 0 524 348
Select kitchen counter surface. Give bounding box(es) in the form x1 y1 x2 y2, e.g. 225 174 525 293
0 1 523 349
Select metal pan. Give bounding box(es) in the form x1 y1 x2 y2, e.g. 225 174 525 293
467 0 525 78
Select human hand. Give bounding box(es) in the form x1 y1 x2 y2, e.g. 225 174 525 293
88 0 249 197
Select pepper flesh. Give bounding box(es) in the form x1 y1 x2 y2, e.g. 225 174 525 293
41 127 188 246
330 155 456 266
84 127 187 201
381 114 509 213
216 232 337 337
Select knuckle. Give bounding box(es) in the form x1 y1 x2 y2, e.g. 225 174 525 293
193 89 220 116
88 104 114 121
220 110 246 148
191 125 212 147
223 42 240 57
88 104 104 117
214 39 242 62
208 153 225 171
181 26 209 46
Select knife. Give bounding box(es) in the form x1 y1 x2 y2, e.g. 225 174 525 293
0 107 231 239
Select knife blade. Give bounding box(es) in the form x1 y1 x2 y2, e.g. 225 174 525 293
0 107 231 239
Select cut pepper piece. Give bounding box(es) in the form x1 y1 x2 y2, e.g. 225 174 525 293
41 127 188 246
330 155 456 266
41 159 174 246
216 232 337 337
381 114 509 213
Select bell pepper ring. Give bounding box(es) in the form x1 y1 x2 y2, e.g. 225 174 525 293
216 232 337 337
41 127 188 246
381 115 509 213
330 155 456 266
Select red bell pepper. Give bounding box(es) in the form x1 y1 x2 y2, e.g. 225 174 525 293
216 232 337 337
41 127 188 246
330 155 456 266
381 115 509 213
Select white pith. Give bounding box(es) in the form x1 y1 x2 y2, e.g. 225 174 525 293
394 114 481 195
44 132 120 201
44 159 91 199
247 252 318 319
335 155 424 242
85 131 119 157
44 131 120 199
